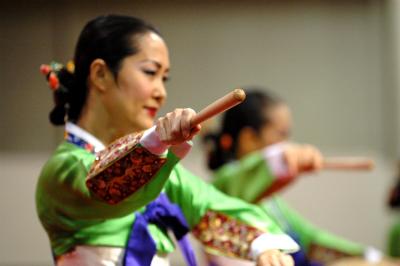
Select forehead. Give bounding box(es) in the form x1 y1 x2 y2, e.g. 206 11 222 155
132 32 170 65
267 104 291 124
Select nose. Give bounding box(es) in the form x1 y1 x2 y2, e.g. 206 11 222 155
153 81 167 105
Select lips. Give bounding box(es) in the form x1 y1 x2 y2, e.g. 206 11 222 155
144 107 158 118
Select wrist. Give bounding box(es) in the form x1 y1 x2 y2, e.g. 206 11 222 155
140 126 169 156
140 126 193 159
262 142 290 178
170 140 193 159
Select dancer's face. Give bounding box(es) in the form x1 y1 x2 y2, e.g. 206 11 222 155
258 103 292 146
103 32 170 134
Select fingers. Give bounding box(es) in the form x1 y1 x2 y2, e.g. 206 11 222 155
156 108 201 145
257 250 294 266
302 144 323 172
279 254 294 266
155 116 168 141
309 146 323 171
180 108 194 139
283 143 324 176
189 124 202 138
296 144 323 172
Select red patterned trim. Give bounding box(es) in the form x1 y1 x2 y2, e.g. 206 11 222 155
254 176 296 203
86 132 167 205
192 211 264 259
308 243 352 264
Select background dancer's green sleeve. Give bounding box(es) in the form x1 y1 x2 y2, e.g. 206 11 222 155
212 152 277 203
387 221 400 257
211 151 365 260
262 197 364 257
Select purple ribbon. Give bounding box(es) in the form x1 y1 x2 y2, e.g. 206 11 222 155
123 193 197 266
288 231 323 266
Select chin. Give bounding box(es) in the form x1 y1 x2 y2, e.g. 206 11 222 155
144 118 155 129
135 121 153 132
127 117 154 133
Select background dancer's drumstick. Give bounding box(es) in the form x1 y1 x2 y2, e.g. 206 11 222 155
323 157 374 170
191 88 246 126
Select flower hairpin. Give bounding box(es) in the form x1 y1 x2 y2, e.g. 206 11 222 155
220 134 233 151
40 60 74 91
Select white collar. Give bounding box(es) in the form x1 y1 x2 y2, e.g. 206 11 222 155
65 122 106 152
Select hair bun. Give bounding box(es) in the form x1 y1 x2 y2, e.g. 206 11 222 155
49 104 67 126
40 61 75 125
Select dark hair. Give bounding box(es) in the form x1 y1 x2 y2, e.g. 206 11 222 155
48 14 161 125
204 88 283 170
388 161 400 209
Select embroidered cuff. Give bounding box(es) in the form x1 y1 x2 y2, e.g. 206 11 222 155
262 143 290 178
140 126 169 156
249 233 300 260
192 211 264 259
86 131 167 205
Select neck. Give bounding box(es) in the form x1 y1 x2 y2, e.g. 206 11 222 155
76 116 112 146
236 145 255 160
236 131 258 160
76 101 124 146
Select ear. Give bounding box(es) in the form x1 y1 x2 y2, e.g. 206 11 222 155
237 126 260 156
239 127 258 144
88 59 113 92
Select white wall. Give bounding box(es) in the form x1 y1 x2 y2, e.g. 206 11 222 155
0 153 53 265
1 0 397 265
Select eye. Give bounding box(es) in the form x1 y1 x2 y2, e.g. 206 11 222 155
143 69 157 76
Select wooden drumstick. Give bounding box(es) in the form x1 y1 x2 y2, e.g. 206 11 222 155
323 157 374 171
191 88 246 126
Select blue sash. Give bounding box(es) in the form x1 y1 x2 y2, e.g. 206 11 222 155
124 193 197 266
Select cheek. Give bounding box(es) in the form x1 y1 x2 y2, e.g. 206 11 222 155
123 78 152 102
120 81 151 108
261 129 280 146
271 131 286 144
136 86 153 101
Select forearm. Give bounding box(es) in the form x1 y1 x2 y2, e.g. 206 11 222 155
50 127 192 219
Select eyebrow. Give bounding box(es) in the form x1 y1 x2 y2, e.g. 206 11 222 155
142 59 169 73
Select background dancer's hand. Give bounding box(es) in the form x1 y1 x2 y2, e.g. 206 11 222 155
257 249 294 266
156 108 202 145
282 143 323 176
